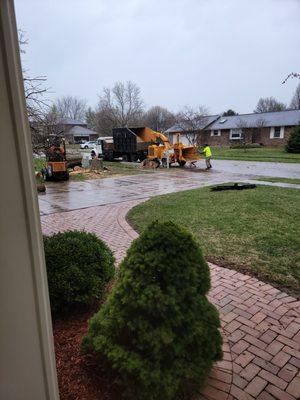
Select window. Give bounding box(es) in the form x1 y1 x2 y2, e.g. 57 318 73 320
211 129 221 136
230 128 242 139
270 126 284 139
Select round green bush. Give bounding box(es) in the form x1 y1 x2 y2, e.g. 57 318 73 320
44 230 115 312
286 125 300 153
82 221 222 400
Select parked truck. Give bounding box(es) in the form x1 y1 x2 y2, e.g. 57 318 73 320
99 128 150 162
97 127 201 166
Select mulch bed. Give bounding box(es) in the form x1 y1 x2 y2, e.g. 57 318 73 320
53 306 122 400
53 307 195 400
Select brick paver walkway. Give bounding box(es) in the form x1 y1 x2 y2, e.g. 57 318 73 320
41 201 300 400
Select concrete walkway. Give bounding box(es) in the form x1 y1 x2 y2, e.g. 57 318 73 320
41 200 300 400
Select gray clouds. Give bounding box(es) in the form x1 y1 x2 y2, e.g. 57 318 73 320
15 0 300 114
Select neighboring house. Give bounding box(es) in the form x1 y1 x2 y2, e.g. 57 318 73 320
205 110 300 147
55 118 99 143
57 117 87 132
166 110 300 147
63 125 99 143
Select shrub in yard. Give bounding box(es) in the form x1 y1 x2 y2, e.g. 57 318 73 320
44 231 115 312
82 221 222 400
286 125 300 153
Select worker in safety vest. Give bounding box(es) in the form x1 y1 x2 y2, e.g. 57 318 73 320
201 144 212 170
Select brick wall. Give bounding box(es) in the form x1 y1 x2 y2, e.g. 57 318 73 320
255 126 292 147
200 126 293 147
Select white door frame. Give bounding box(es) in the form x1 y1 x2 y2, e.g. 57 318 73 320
0 1 59 399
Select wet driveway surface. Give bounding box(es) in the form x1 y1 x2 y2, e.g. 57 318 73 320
38 161 300 215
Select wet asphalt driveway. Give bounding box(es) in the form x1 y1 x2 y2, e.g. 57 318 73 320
38 160 300 215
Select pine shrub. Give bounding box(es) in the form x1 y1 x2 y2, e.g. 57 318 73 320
286 125 300 153
82 221 222 399
44 231 115 312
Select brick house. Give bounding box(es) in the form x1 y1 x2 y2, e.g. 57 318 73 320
166 110 300 147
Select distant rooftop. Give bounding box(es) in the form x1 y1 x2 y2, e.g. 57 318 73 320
66 125 98 135
166 115 220 133
209 109 300 130
166 110 300 133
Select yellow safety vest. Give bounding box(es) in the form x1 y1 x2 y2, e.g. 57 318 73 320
203 146 212 157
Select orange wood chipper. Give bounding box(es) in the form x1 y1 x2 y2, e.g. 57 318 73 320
131 127 201 168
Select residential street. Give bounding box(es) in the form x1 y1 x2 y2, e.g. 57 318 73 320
211 159 300 178
38 160 300 215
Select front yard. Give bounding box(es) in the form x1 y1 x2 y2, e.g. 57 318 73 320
33 158 148 181
212 146 300 163
128 185 300 297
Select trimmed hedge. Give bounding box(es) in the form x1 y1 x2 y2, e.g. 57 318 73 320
44 231 115 312
82 221 222 400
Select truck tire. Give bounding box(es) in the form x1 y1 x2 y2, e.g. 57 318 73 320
122 154 132 162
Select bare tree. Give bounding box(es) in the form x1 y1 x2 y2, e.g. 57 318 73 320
54 96 87 121
232 118 249 151
175 105 209 145
143 106 176 132
231 117 266 151
95 81 144 135
290 83 300 110
254 97 287 113
19 31 51 152
19 31 48 120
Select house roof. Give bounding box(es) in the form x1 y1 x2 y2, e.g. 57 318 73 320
58 117 86 126
209 110 300 130
165 115 220 133
65 125 98 136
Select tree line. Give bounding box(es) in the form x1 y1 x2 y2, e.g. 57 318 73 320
20 33 300 149
47 81 300 136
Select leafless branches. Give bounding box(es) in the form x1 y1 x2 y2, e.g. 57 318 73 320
143 106 175 132
95 81 144 135
175 106 209 145
254 97 287 113
282 73 300 84
19 30 53 152
54 96 87 121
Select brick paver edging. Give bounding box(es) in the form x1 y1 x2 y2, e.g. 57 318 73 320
41 201 300 400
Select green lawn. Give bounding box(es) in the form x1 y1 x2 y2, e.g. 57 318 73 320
103 161 149 176
33 157 46 171
212 147 300 163
256 177 300 185
127 186 300 296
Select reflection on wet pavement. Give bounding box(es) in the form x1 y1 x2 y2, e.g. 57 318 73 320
39 168 260 215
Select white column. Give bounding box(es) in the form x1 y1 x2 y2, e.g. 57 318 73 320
0 1 59 399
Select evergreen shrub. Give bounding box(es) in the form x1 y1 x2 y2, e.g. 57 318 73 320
82 221 222 399
286 125 300 153
44 230 115 312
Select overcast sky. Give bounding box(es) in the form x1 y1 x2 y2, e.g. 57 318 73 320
15 0 300 115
